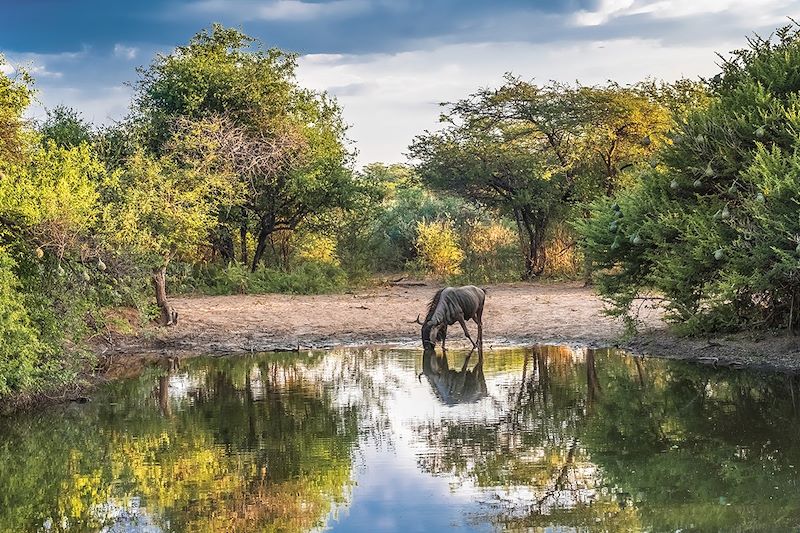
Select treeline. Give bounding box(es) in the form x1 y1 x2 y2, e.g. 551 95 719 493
0 26 360 396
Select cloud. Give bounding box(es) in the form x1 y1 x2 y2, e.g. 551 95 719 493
6 0 800 168
573 0 790 27
2 47 96 84
297 37 732 167
113 43 139 60
26 84 132 125
184 0 370 21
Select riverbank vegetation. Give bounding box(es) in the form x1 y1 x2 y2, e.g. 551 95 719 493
1 22 799 399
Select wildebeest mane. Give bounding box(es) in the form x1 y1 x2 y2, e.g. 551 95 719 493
425 288 445 323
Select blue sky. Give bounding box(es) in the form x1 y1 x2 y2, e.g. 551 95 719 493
1 0 798 166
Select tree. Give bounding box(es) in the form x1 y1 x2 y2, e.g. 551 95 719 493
411 119 565 278
411 78 673 278
577 23 800 333
38 105 93 149
133 25 356 272
0 54 31 163
134 24 297 150
101 124 238 325
207 98 356 272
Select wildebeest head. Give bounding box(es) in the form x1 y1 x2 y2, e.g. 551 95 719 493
418 287 446 349
421 320 442 349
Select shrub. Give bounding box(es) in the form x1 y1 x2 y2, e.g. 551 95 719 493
458 220 521 283
172 260 349 295
415 219 464 277
0 249 45 396
577 25 800 334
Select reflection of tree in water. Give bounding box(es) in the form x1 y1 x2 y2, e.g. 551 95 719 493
4 349 800 531
417 346 601 520
414 346 800 531
0 353 360 533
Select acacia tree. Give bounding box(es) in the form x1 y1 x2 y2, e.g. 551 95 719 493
411 120 565 278
411 77 676 278
133 25 355 271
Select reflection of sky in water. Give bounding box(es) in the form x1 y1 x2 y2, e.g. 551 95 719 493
160 347 581 530
6 346 800 532
147 347 607 530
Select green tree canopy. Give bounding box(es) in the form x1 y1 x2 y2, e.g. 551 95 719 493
577 23 800 333
133 24 356 271
411 78 674 277
38 105 93 149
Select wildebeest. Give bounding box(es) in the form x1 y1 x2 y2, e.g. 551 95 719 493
416 285 486 350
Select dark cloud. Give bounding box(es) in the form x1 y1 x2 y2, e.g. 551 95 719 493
0 0 600 54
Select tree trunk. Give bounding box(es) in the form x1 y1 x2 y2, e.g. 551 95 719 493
251 218 275 272
221 229 234 265
240 223 248 265
152 265 178 326
583 254 594 287
586 350 601 411
158 374 172 417
515 208 547 280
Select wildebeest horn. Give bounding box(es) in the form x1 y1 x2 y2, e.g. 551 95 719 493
411 314 424 325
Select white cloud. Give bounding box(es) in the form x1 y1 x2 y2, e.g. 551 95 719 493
298 38 731 168
185 0 369 21
26 85 132 125
573 0 789 26
3 48 89 81
113 44 139 60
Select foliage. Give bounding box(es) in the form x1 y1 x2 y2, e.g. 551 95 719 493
101 147 234 268
415 219 464 277
172 260 348 295
39 105 93 149
0 249 47 396
0 353 359 532
133 25 356 272
0 54 32 162
0 142 102 259
134 24 297 148
0 133 110 397
577 24 800 333
458 219 521 283
411 77 674 279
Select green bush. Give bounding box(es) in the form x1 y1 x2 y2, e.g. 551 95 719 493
577 25 800 334
172 260 349 295
455 219 521 283
0 250 45 396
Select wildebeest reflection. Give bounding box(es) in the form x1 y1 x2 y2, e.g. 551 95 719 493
421 348 488 405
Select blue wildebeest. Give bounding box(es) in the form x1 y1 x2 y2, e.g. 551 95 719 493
415 285 486 351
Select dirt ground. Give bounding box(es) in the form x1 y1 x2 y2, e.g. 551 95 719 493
111 281 800 374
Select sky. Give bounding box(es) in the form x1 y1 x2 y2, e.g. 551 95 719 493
1 0 798 167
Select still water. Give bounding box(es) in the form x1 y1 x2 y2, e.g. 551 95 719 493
2 346 800 532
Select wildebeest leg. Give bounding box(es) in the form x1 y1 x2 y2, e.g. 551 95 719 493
441 324 448 351
475 305 484 355
458 317 476 347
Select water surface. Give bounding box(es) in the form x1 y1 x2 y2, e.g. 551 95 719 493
2 346 800 532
